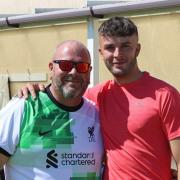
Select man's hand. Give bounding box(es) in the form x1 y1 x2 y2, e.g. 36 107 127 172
170 138 180 180
18 83 45 99
0 153 9 168
171 169 177 180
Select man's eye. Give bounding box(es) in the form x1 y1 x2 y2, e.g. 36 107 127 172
105 46 114 50
122 45 132 51
123 45 130 48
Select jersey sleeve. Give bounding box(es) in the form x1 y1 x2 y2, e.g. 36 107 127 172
159 88 180 140
0 97 25 156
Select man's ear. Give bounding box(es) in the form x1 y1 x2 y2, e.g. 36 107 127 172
89 66 92 72
98 48 102 56
136 43 141 57
49 62 53 80
49 62 53 71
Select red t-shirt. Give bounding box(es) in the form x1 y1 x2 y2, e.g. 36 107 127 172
85 72 180 180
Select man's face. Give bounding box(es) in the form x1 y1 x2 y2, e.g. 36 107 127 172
50 45 91 99
99 34 140 79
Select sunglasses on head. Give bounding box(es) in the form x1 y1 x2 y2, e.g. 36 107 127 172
53 60 90 73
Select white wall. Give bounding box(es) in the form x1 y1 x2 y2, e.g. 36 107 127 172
0 0 86 14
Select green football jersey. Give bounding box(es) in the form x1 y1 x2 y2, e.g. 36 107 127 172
0 88 103 180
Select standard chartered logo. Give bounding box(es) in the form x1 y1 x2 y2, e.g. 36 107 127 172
61 152 95 166
46 150 58 168
45 151 96 168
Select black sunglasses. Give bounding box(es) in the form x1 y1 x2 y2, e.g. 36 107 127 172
53 60 90 73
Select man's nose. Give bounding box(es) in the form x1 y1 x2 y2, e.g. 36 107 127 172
69 66 78 74
114 48 123 58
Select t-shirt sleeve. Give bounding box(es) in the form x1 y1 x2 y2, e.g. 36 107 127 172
0 97 25 156
159 88 180 140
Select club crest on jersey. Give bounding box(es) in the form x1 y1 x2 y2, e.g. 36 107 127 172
88 126 96 142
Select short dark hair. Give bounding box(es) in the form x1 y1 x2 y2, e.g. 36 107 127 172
98 16 138 37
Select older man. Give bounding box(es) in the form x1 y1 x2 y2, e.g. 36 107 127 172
0 40 104 180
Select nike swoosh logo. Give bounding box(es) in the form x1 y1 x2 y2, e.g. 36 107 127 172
39 130 52 136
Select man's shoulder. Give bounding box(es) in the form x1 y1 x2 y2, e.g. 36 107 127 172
146 72 179 97
0 97 25 118
1 97 25 110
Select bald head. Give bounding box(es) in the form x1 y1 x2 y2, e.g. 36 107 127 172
49 40 91 105
53 40 91 64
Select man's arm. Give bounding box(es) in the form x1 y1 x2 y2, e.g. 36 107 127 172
170 138 180 180
0 153 9 168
